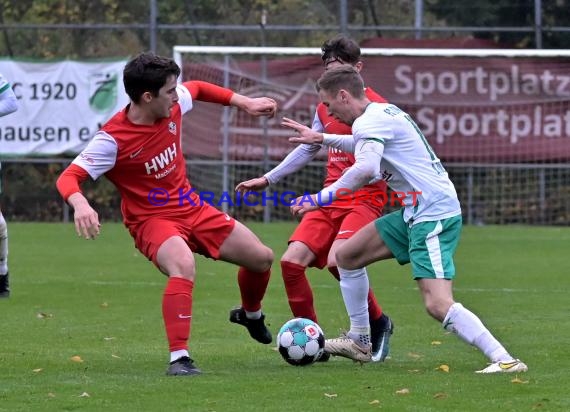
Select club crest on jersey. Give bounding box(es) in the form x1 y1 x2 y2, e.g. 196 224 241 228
169 121 177 135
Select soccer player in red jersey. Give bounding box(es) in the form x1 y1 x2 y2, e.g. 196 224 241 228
56 52 277 376
236 35 394 362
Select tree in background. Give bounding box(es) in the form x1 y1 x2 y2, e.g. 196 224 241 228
1 0 567 58
425 0 569 48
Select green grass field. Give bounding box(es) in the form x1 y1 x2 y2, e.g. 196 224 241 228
0 222 568 412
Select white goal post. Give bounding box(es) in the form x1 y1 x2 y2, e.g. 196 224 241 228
173 45 570 225
174 46 570 66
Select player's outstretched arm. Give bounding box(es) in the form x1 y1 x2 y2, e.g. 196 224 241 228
235 176 269 194
237 143 322 192
183 81 276 117
56 164 101 240
282 117 355 152
281 117 323 144
230 93 277 117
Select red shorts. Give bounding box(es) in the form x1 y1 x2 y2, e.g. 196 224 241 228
289 203 381 269
129 204 235 266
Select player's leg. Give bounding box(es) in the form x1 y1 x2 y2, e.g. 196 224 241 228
329 239 393 361
281 241 318 321
328 205 394 361
412 216 527 373
325 210 405 361
281 209 336 323
134 218 201 376
0 209 9 298
217 219 274 344
0 162 9 298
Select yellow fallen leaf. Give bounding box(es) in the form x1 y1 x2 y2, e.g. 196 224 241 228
511 376 529 384
100 302 109 308
408 369 421 373
324 393 337 398
32 368 43 373
111 354 121 359
407 352 422 359
70 356 83 363
436 364 450 372
431 340 442 345
369 400 380 405
47 393 56 398
395 388 410 395
79 392 90 398
433 392 448 399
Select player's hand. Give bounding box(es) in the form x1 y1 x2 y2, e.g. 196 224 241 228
290 194 320 217
238 96 277 118
68 193 101 240
281 117 323 144
235 176 269 194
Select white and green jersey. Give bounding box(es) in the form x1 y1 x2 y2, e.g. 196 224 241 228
320 103 461 224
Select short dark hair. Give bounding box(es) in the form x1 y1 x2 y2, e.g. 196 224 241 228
316 65 365 98
321 34 361 66
123 52 181 103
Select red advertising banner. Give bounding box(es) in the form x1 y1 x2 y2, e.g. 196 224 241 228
182 39 570 163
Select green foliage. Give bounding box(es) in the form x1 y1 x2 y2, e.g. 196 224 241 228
1 0 566 58
426 0 570 48
0 223 568 411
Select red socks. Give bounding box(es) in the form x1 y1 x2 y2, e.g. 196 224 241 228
237 267 271 312
281 261 318 322
162 277 193 352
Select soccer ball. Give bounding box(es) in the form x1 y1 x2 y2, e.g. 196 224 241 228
277 318 325 366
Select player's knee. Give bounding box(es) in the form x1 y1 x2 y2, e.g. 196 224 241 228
281 242 314 267
178 255 197 277
252 245 273 272
424 299 451 322
279 254 294 267
162 255 196 280
326 255 337 268
335 247 359 270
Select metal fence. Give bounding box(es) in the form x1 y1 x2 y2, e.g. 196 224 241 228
1 0 568 55
1 0 570 224
3 158 570 225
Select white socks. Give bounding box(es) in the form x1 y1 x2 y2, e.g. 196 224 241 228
443 302 513 363
245 310 262 320
170 349 189 363
0 213 7 275
339 266 370 348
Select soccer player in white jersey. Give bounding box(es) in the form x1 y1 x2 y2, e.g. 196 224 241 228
236 35 393 363
283 65 527 374
56 53 277 376
0 73 18 298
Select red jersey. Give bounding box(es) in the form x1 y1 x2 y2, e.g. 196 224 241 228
317 87 388 208
70 81 232 228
